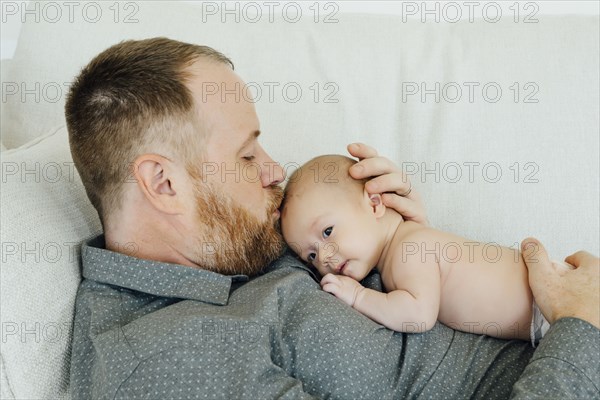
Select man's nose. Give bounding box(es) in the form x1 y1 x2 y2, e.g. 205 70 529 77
261 156 285 187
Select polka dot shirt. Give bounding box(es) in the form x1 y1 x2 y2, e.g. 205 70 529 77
70 235 600 399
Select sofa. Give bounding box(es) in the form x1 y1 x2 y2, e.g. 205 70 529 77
1 2 598 398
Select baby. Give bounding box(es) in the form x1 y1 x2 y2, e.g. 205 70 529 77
281 154 561 346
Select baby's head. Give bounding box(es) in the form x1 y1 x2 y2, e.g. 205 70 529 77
281 155 389 280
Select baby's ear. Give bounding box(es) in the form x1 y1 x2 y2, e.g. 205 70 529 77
366 191 386 218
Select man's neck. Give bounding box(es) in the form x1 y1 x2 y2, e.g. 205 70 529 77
104 213 202 270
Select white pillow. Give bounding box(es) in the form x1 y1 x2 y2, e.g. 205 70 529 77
0 126 101 399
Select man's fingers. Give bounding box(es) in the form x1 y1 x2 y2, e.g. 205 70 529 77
522 237 559 324
521 241 600 328
349 157 398 180
521 237 551 267
346 142 430 225
381 193 429 225
347 142 378 161
364 173 411 197
565 251 600 270
381 193 419 218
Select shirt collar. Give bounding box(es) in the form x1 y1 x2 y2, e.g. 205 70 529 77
81 235 248 305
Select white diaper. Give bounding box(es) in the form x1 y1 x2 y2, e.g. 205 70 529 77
530 300 550 347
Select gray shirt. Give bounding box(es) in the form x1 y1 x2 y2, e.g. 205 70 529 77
70 235 599 399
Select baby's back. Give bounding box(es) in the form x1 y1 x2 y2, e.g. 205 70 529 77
383 222 533 340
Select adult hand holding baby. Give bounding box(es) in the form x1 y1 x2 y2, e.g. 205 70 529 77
347 143 428 226
522 238 600 329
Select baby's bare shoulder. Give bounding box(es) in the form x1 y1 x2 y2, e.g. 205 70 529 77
394 221 447 247
386 222 444 268
382 223 443 289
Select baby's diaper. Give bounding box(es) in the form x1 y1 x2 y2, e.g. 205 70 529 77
530 301 550 347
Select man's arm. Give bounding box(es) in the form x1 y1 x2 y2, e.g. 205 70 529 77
510 239 600 398
510 317 600 398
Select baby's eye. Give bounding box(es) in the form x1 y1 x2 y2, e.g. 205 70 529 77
307 253 316 262
322 226 333 239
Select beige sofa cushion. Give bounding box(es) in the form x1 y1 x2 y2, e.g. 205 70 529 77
1 127 102 399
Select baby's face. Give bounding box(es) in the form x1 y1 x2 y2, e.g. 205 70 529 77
281 184 382 281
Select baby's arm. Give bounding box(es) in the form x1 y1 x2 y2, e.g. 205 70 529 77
321 237 441 332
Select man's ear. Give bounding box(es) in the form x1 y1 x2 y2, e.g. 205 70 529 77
133 154 185 215
366 190 386 218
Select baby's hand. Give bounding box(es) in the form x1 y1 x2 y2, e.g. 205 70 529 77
320 273 365 307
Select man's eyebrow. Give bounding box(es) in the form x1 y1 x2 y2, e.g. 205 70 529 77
238 130 261 152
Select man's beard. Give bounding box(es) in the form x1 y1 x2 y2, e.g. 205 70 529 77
190 178 285 276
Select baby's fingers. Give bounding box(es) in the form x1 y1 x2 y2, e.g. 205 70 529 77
320 273 340 287
321 274 343 298
321 282 341 297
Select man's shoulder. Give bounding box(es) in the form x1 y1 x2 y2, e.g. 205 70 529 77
69 252 330 398
260 251 319 280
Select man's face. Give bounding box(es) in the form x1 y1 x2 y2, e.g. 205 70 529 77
185 60 286 275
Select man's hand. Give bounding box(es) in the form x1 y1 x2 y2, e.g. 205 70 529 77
522 237 600 329
347 142 428 225
321 273 365 307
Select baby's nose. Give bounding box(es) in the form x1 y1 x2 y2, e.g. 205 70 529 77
319 252 338 271
317 251 330 268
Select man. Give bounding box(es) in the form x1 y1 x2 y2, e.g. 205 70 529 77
67 38 599 399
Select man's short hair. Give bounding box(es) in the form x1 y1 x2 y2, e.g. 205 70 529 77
65 37 233 227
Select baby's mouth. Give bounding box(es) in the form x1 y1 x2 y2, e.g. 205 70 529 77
337 260 348 274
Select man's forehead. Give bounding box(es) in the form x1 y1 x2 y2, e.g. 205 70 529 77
185 59 259 140
186 58 236 81
185 59 255 103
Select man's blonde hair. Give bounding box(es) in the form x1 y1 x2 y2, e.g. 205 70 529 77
65 37 233 228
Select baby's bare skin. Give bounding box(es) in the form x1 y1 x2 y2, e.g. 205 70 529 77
377 220 533 340
282 154 536 341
